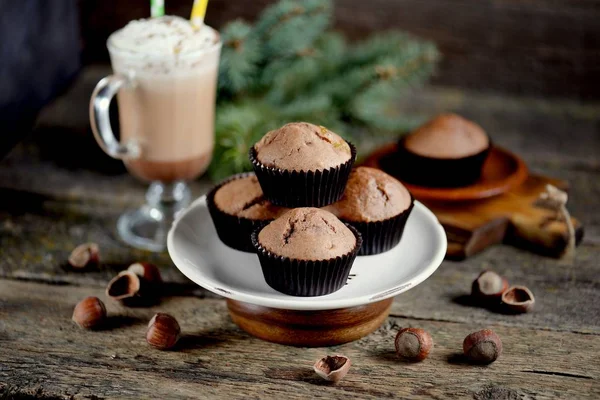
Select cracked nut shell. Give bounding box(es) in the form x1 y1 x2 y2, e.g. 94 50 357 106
72 296 106 329
146 313 180 350
105 270 147 306
501 285 535 313
68 243 100 269
395 327 433 361
471 270 509 302
313 355 351 383
127 262 162 284
463 329 502 364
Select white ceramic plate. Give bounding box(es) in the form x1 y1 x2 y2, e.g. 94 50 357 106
167 196 447 311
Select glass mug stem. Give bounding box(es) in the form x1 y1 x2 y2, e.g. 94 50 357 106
89 74 191 252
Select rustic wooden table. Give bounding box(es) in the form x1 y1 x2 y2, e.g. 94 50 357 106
1 67 599 399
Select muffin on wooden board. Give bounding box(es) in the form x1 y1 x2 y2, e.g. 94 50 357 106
249 122 356 207
251 207 362 297
207 172 289 253
393 113 491 187
324 167 414 255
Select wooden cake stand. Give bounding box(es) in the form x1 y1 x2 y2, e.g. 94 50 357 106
362 143 584 260
226 298 393 347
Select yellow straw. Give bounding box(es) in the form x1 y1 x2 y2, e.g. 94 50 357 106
191 0 209 27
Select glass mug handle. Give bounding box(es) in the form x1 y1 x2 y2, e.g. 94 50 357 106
89 75 140 159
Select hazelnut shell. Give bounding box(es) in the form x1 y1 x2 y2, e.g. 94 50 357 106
471 270 509 302
127 262 162 284
501 285 535 313
146 313 181 350
394 327 433 361
72 296 106 329
463 329 502 364
313 355 351 383
68 243 100 269
105 270 148 306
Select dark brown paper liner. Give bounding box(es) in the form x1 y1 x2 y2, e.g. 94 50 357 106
248 141 357 208
251 224 363 297
341 194 415 256
206 172 275 253
389 137 491 188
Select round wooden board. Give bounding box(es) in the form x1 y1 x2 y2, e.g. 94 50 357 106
226 298 393 347
362 143 529 202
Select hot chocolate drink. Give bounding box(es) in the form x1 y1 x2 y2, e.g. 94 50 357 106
89 15 222 252
107 15 220 182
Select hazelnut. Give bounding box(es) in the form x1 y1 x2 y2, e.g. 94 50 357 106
146 313 180 350
463 329 502 364
72 296 106 329
501 285 535 313
313 355 351 383
68 243 100 269
471 270 509 302
127 262 162 284
394 327 433 361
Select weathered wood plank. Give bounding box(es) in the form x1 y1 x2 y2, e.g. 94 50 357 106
75 0 600 99
0 160 599 333
1 280 598 399
1 66 599 334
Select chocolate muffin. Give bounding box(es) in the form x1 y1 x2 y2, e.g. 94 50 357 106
251 208 362 296
393 113 491 187
249 122 356 207
207 172 289 253
324 167 414 255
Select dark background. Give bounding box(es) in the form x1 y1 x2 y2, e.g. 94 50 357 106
77 0 600 100
1 0 599 159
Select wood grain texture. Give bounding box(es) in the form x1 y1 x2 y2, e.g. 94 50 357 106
1 280 599 399
74 0 600 99
1 67 599 398
363 142 584 259
226 298 393 347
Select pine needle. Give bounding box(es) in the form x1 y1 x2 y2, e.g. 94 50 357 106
208 0 440 181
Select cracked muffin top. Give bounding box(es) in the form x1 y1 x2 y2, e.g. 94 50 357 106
324 167 412 222
253 122 352 172
403 113 489 159
214 174 289 220
257 208 356 260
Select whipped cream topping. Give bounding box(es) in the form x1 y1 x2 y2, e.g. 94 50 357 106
109 15 218 56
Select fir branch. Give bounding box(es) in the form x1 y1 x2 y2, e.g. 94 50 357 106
263 32 346 103
317 39 439 108
344 31 415 66
262 11 331 59
217 20 262 96
345 42 439 145
207 0 440 180
252 0 302 38
278 92 332 119
349 81 428 133
209 101 274 181
254 0 332 60
253 0 332 40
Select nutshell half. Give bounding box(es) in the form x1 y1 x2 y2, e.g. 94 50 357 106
313 355 351 383
501 285 535 313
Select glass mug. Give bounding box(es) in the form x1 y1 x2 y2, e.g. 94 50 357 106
90 23 221 252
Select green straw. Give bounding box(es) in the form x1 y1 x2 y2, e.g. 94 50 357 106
151 0 165 17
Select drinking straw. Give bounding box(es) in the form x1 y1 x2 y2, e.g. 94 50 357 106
151 0 165 17
191 0 209 27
